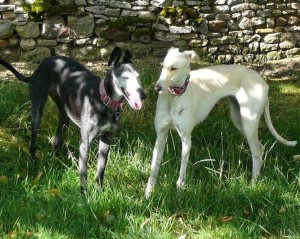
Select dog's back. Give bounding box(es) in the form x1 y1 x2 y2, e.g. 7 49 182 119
190 64 265 87
32 56 95 83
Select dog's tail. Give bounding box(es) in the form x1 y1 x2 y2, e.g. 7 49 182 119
0 58 30 83
264 97 297 146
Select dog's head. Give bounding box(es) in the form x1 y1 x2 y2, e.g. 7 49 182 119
108 46 146 110
155 48 200 92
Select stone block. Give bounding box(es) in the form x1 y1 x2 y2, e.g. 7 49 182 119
0 5 15 11
21 47 51 63
260 42 278 51
100 28 131 40
105 8 121 17
208 20 227 32
264 33 281 43
122 10 138 17
212 5 229 13
154 31 180 42
41 16 65 39
249 41 260 52
286 48 300 58
37 39 57 47
69 14 94 38
85 6 105 14
0 20 15 39
210 36 230 45
54 44 70 57
20 38 36 50
15 21 40 38
251 17 265 27
267 51 285 60
110 1 131 9
71 45 101 60
169 26 192 34
279 41 295 50
92 37 108 47
238 17 252 30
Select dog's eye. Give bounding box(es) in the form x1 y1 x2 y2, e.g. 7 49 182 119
170 67 177 71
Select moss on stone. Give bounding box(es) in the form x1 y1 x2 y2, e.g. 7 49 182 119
22 0 78 21
159 6 177 17
193 17 205 26
108 17 152 31
159 5 199 19
133 28 152 38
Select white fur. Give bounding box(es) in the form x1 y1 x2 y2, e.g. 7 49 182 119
145 48 296 198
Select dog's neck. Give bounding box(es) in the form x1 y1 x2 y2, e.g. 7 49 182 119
168 74 190 96
99 76 124 109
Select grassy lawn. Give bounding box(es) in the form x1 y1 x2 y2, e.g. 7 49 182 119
0 57 300 238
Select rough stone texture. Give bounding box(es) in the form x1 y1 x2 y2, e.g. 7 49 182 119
41 16 65 39
71 45 101 60
15 22 40 38
256 56 300 79
99 28 131 41
0 0 299 63
20 47 51 63
0 20 15 39
20 38 36 50
69 14 94 38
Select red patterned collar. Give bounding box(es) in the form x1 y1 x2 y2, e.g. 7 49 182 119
168 75 190 96
99 79 124 109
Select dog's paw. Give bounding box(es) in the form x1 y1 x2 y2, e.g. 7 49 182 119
145 185 153 199
145 191 151 199
176 179 185 190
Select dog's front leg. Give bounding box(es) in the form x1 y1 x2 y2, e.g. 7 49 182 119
95 134 111 189
145 128 168 199
79 135 89 194
176 132 192 190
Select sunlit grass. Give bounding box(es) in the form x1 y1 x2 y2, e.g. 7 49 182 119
0 59 300 238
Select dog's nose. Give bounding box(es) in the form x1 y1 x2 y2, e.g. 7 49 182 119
140 91 147 100
138 89 147 100
154 84 162 92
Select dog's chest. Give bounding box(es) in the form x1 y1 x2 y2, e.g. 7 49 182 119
158 95 191 127
99 110 120 134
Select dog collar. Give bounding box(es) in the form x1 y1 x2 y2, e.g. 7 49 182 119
99 79 124 109
168 75 190 96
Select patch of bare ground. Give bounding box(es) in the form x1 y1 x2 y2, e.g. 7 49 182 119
0 56 299 81
0 60 109 81
254 56 300 81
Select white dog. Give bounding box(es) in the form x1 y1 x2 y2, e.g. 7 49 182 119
145 47 296 198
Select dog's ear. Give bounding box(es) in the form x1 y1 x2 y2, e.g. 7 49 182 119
108 46 122 66
183 50 200 64
123 50 132 63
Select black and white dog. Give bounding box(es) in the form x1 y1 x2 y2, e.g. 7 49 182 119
0 46 146 193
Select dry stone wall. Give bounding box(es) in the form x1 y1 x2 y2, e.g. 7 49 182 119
0 0 299 64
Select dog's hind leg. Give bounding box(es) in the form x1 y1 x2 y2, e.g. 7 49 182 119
229 96 244 133
49 90 70 156
29 96 48 161
245 125 264 179
95 134 111 189
145 128 168 199
239 104 265 179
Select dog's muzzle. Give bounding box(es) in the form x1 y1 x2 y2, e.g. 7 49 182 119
154 84 162 92
138 88 147 100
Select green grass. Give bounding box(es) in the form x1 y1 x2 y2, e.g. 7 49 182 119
0 59 300 238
